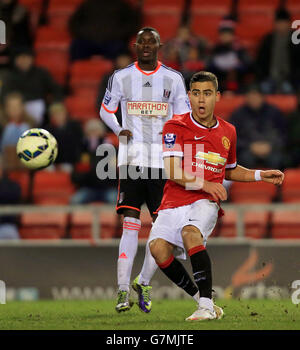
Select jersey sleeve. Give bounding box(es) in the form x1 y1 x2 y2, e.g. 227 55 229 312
162 122 184 158
226 127 237 169
173 75 191 116
101 72 122 113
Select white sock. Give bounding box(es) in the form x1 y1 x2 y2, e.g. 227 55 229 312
199 297 214 312
117 217 141 291
193 291 200 303
138 242 158 285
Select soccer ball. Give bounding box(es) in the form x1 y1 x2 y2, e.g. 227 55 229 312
16 128 58 170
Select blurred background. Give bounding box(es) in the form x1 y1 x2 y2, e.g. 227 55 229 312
0 0 300 302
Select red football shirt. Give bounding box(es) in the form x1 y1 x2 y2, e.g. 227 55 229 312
158 112 237 211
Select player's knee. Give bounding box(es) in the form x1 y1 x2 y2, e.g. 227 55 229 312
181 225 204 246
149 238 171 264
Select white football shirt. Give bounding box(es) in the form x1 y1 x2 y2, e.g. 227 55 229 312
101 61 191 168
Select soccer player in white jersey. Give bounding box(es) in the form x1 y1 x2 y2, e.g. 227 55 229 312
99 27 191 313
148 71 284 321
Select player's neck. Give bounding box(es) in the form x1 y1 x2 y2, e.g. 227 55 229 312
192 112 216 128
137 59 158 71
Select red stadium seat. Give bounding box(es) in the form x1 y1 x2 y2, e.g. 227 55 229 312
8 170 31 201
47 0 84 29
35 51 69 85
70 210 119 240
238 0 280 12
271 210 300 239
190 13 225 43
20 212 68 239
32 170 75 205
265 95 297 114
69 58 113 92
219 210 270 238
191 0 232 13
215 95 245 120
281 168 300 203
230 181 278 203
65 95 98 122
142 7 182 42
34 26 71 52
19 0 43 32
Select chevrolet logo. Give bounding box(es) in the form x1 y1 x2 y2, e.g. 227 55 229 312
195 151 226 166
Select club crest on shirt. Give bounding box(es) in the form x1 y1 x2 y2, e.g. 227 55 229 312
163 89 171 99
164 133 176 148
222 136 230 150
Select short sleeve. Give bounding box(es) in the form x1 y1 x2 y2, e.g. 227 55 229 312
226 127 237 169
162 122 184 158
173 76 191 116
101 72 122 113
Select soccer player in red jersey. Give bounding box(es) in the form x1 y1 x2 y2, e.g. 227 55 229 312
148 71 284 321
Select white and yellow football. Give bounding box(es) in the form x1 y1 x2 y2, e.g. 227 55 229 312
16 128 58 170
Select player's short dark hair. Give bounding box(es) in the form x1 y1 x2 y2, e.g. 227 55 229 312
190 71 219 91
136 27 161 43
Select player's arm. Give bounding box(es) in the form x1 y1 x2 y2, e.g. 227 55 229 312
225 165 284 185
164 156 227 201
99 74 132 139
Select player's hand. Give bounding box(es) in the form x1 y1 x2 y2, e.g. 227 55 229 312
202 180 227 202
118 129 132 142
261 170 284 186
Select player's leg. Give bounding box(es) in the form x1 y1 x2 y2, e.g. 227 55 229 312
150 238 199 300
181 200 223 321
115 167 144 312
132 169 166 312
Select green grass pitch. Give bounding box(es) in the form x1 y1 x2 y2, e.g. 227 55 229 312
0 299 299 330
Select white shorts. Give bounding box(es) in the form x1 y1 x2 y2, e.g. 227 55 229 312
148 199 219 260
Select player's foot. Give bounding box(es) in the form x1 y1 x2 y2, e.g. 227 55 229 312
132 276 152 313
115 290 133 313
185 307 217 321
213 304 224 319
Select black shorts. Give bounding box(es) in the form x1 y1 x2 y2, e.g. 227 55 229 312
116 165 167 216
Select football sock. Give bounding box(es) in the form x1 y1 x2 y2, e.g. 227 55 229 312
158 255 198 297
138 242 158 285
188 245 212 299
117 217 141 291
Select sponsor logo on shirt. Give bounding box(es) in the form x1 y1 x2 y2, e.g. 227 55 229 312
103 91 112 105
127 101 168 117
164 133 177 148
195 151 226 166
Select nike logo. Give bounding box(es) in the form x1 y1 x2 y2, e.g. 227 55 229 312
194 136 205 140
188 219 198 222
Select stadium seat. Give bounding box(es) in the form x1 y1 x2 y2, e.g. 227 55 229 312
229 181 278 203
19 0 43 32
34 26 71 52
190 13 225 43
214 95 245 120
191 0 232 13
238 0 280 12
65 95 98 122
8 170 31 201
20 212 68 239
69 58 113 92
47 0 84 29
265 95 297 114
142 6 182 41
270 210 300 239
236 12 274 46
35 51 69 86
70 210 120 240
281 168 300 203
32 170 75 205
219 210 270 239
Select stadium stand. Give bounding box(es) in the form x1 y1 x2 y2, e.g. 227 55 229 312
1 0 300 241
20 212 68 239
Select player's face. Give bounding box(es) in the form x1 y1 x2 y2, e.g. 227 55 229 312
188 81 220 121
135 30 161 63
